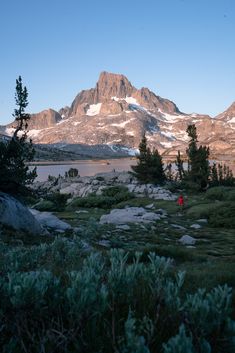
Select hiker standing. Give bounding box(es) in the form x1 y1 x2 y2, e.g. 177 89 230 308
177 195 184 211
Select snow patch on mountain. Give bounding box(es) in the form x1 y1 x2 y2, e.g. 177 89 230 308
28 129 43 138
86 103 102 116
111 118 135 128
159 110 183 122
160 131 175 139
228 117 235 123
161 142 173 148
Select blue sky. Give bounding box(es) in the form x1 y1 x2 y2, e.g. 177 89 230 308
0 0 235 124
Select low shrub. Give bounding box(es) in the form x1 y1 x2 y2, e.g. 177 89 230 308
67 186 135 210
0 245 234 352
186 202 222 219
209 203 235 228
33 199 55 211
65 168 79 178
205 186 235 201
46 192 70 211
102 185 130 197
67 194 114 209
187 200 235 228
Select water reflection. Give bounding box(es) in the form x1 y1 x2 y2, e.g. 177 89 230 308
33 158 235 182
34 159 137 181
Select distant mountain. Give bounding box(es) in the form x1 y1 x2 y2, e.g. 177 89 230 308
4 72 235 158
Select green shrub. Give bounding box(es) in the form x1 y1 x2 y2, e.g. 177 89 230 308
65 168 79 178
186 202 222 219
67 194 114 209
205 186 235 201
33 199 55 211
187 200 235 228
67 186 135 210
0 246 234 352
208 203 235 228
46 192 70 211
95 176 105 181
102 185 130 197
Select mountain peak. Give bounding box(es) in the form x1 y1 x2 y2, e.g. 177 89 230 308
215 101 235 120
96 71 135 100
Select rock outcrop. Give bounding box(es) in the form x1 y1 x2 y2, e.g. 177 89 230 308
32 171 177 201
100 207 162 225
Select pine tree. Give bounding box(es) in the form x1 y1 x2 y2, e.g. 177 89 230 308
131 134 165 184
185 124 210 189
210 162 234 186
175 150 185 181
210 163 218 186
0 76 36 194
165 162 173 181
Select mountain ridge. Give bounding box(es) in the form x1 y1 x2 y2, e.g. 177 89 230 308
3 72 235 157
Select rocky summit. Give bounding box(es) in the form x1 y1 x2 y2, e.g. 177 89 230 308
4 72 235 157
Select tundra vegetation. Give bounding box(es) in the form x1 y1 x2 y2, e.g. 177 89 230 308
0 79 235 352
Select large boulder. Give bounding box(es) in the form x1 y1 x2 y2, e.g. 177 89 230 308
0 192 43 235
100 207 161 225
30 209 72 231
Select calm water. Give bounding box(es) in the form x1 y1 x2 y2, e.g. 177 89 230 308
33 158 235 182
34 159 137 181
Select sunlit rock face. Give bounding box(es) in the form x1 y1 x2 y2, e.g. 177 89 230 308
3 72 235 157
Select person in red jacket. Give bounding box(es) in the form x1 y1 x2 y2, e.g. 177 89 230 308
177 195 184 211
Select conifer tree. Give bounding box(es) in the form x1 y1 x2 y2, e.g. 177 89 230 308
186 124 210 189
175 150 185 180
0 76 36 194
210 162 234 186
165 162 173 181
210 162 218 186
131 134 165 184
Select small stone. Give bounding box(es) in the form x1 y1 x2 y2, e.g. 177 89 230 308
179 235 196 245
97 240 111 247
145 203 154 209
116 224 131 230
171 224 187 230
196 219 208 223
190 224 201 229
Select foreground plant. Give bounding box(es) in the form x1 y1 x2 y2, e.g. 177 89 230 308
0 242 234 352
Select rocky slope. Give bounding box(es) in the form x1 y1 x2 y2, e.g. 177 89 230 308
4 72 235 157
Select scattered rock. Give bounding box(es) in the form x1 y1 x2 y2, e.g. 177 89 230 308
190 224 201 229
171 224 187 230
34 171 177 201
179 235 196 245
145 203 154 209
97 240 111 247
196 219 208 223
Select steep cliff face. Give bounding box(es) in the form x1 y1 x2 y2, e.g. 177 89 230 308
68 72 180 118
3 72 235 157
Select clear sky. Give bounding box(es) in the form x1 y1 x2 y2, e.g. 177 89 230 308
0 0 235 124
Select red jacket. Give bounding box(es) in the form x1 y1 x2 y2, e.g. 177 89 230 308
177 196 184 206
